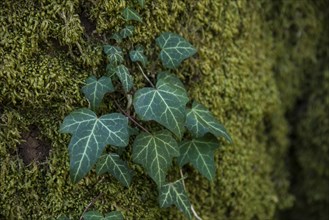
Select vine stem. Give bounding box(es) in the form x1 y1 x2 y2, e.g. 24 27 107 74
113 99 150 133
137 63 155 87
79 192 103 220
179 169 203 220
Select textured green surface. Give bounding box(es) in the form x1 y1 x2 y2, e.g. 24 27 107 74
0 0 328 219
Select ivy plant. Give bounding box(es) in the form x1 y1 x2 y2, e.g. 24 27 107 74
60 2 232 219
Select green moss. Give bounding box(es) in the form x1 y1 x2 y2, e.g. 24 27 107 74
0 0 327 219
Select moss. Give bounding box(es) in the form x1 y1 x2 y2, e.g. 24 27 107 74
0 0 327 219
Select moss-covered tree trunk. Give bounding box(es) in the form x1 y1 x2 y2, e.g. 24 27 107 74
0 0 328 219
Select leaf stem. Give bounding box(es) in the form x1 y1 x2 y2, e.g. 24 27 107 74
137 63 155 87
79 192 103 220
179 169 203 220
114 99 150 133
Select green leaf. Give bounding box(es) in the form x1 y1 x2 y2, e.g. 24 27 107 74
104 211 124 220
185 101 232 142
133 73 188 139
103 45 124 66
106 64 116 77
82 76 114 110
132 130 179 186
57 215 70 220
177 134 219 180
129 45 148 67
114 65 133 93
83 211 103 220
96 153 133 187
60 109 129 183
136 0 145 8
122 7 142 22
110 33 122 43
120 25 134 39
156 32 197 69
158 179 192 219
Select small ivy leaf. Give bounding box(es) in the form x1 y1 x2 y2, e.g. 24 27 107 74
129 45 148 67
82 76 114 111
106 64 116 77
57 215 70 220
110 33 122 43
122 7 142 22
120 25 134 39
136 0 145 8
177 134 219 180
158 179 192 219
103 45 124 66
132 130 179 186
82 211 103 220
96 153 134 187
60 109 129 183
114 65 133 93
156 32 197 69
104 211 124 220
185 101 232 142
133 73 188 139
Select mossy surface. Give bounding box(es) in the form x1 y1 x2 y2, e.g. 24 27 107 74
0 0 327 219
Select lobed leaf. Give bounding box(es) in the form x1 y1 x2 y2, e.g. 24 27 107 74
158 179 192 219
104 211 124 220
82 76 114 111
156 32 197 69
83 211 123 220
122 7 142 22
60 109 129 183
114 64 133 93
132 130 179 186
129 45 148 67
120 25 134 39
177 134 219 180
110 33 122 43
103 45 124 66
133 72 189 139
96 153 134 187
185 101 232 142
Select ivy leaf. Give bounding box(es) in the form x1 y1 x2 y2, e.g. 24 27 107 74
136 0 145 8
104 211 124 220
185 101 232 142
122 7 142 22
129 45 148 67
132 130 179 186
82 211 103 220
103 45 124 66
120 25 134 39
60 108 129 183
177 134 219 180
106 64 116 77
96 153 134 187
110 33 122 43
156 32 197 69
82 76 114 110
83 211 123 220
158 179 192 219
114 65 133 93
133 73 188 139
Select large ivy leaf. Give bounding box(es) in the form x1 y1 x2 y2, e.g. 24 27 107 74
96 153 133 187
158 179 192 219
156 32 197 69
129 45 148 67
103 45 124 66
60 108 129 183
122 7 142 22
177 134 219 180
132 130 179 186
82 76 114 110
133 73 189 139
185 101 232 142
83 211 123 220
114 65 133 93
120 25 134 39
